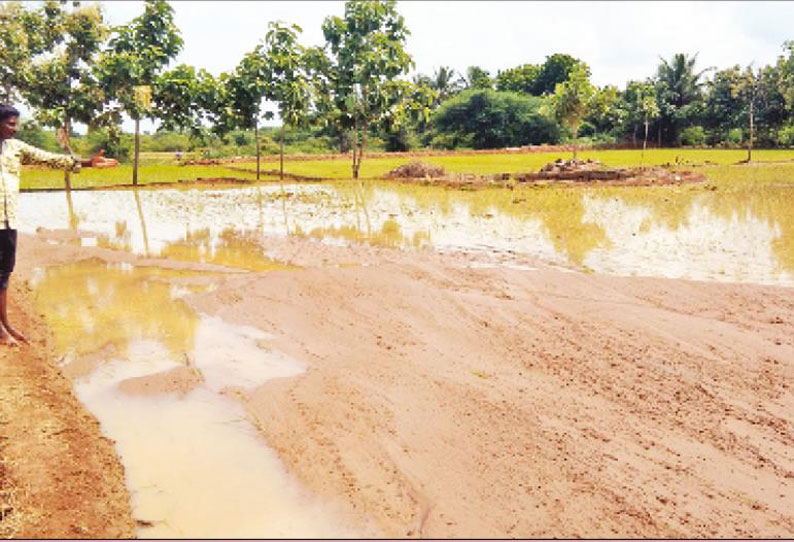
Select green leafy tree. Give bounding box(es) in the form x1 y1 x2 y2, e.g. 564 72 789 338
0 1 64 102
638 84 660 156
431 89 560 149
551 61 595 158
733 65 762 161
153 64 222 143
535 53 579 95
464 66 492 90
431 66 461 103
414 65 462 107
583 84 622 140
97 0 183 185
319 0 429 179
22 2 108 189
262 22 312 180
495 63 541 94
703 67 744 145
654 52 711 145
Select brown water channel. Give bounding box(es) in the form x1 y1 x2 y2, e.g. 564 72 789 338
20 179 794 535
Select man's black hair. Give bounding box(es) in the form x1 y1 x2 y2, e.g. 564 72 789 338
0 104 21 122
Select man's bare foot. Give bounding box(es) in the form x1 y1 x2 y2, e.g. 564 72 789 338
0 333 20 347
3 326 27 345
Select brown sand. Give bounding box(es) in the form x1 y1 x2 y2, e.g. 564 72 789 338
3 231 794 538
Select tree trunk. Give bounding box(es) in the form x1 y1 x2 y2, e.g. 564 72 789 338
352 119 359 179
657 123 662 148
642 120 649 166
255 122 261 181
747 99 754 163
133 117 140 186
572 125 579 160
280 127 285 181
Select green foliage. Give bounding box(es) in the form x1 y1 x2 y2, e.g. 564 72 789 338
319 0 430 177
264 22 311 129
680 125 706 146
21 2 108 153
654 53 711 145
496 64 541 94
535 53 580 96
0 1 63 102
432 89 560 149
727 128 744 146
464 66 492 90
777 124 794 147
551 62 595 152
80 126 131 160
98 0 183 120
15 119 59 151
154 64 219 136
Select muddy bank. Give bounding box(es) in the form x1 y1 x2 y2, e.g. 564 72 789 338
7 229 794 538
0 275 135 538
185 236 794 538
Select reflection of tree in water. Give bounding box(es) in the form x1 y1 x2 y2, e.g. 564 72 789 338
158 227 297 272
297 218 428 249
32 259 199 363
336 180 609 263
516 187 610 266
602 176 794 276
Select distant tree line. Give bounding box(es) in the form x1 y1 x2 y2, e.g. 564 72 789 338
4 0 794 185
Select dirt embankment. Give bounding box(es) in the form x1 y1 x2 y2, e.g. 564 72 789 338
0 270 135 538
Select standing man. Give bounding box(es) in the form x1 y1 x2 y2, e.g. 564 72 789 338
0 103 115 345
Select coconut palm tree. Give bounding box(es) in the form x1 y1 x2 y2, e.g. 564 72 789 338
654 53 713 145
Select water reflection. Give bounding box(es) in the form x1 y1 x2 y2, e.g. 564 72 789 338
31 259 360 538
31 259 201 371
18 180 794 286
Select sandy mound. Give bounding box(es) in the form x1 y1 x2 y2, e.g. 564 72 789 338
383 161 446 179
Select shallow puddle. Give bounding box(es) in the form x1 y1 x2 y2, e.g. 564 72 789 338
31 260 361 538
19 180 794 285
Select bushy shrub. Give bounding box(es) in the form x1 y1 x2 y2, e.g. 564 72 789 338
431 89 561 149
429 133 459 150
777 125 794 147
726 128 743 146
140 131 191 152
16 120 60 151
680 125 707 146
383 127 420 152
79 128 131 161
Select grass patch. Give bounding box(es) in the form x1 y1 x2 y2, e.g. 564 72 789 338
20 164 261 191
20 148 794 190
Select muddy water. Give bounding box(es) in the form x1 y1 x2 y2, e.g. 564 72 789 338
30 260 362 538
19 181 794 285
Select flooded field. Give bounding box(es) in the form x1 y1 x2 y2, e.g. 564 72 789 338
19 180 794 286
20 179 794 537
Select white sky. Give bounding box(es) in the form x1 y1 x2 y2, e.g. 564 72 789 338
22 1 794 132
